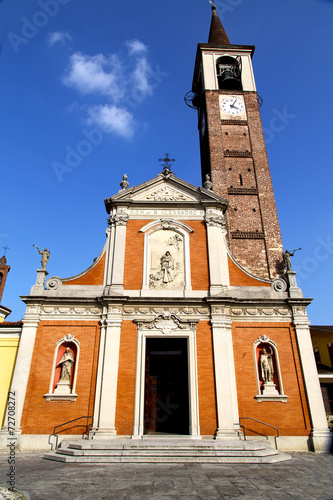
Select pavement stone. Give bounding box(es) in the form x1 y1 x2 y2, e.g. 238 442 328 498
0 452 333 500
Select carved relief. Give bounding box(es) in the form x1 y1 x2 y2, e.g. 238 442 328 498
205 215 226 228
145 186 192 201
41 306 101 316
230 307 291 318
134 313 199 334
123 306 209 316
149 229 185 290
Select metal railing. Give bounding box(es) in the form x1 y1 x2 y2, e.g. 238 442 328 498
48 416 93 451
239 417 279 450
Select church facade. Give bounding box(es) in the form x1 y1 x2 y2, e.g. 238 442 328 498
1 7 330 452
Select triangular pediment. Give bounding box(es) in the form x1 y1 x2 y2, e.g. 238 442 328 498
105 173 228 213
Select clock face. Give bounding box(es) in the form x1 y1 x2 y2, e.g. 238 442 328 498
221 97 245 116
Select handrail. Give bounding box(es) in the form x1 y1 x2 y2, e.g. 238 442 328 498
48 416 93 451
239 417 279 450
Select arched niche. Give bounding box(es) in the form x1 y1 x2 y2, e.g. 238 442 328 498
253 335 287 403
44 334 80 401
140 219 193 292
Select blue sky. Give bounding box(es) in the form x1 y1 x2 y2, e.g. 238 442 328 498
1 0 333 323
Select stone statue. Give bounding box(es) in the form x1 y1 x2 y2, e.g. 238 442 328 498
260 347 274 383
283 248 301 271
33 245 50 270
57 347 74 383
160 251 174 283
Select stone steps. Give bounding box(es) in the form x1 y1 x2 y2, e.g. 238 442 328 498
43 438 292 464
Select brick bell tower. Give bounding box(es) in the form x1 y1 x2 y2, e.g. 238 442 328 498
190 5 284 280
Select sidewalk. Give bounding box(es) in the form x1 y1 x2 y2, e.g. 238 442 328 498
0 452 333 500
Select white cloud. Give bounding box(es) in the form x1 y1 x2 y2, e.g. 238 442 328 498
132 57 154 98
48 31 72 46
87 105 134 139
125 39 148 55
60 39 165 139
63 52 124 101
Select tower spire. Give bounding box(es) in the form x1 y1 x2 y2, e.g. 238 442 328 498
208 4 230 45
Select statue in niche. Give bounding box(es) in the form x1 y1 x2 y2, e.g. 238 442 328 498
57 347 74 383
260 347 274 383
160 251 174 283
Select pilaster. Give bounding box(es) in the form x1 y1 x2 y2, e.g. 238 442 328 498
105 213 128 294
292 306 331 451
211 311 239 438
205 213 229 295
92 305 123 437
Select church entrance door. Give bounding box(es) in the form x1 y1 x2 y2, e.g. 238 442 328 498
144 338 189 435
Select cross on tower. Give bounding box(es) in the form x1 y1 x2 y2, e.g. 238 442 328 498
3 245 9 256
158 153 175 174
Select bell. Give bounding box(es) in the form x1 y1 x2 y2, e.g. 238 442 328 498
218 69 241 90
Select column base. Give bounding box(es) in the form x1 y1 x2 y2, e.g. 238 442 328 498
90 427 117 439
215 428 240 440
309 429 332 452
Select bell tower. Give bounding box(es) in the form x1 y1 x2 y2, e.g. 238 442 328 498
190 6 283 279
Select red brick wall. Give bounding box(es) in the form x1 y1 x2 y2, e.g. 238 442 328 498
21 321 100 435
204 90 284 279
123 220 210 291
232 322 311 436
62 253 106 286
123 220 146 290
115 321 137 435
196 321 218 435
228 256 270 287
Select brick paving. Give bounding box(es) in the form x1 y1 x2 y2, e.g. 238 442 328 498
0 452 332 500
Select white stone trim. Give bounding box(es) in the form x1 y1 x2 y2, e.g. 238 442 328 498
132 316 200 439
293 316 332 451
211 319 239 438
253 335 287 403
44 334 80 401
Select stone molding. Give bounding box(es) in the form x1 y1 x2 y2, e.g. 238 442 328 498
229 307 291 317
134 313 199 334
204 215 226 228
123 306 210 317
231 231 265 239
41 306 101 316
109 214 129 227
227 187 258 195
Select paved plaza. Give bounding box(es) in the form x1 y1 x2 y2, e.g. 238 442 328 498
0 452 333 500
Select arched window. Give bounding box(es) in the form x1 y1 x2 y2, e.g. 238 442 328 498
253 335 287 402
44 334 80 401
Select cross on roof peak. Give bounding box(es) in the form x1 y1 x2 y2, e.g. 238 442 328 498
158 153 175 174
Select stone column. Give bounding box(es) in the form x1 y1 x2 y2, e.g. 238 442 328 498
211 314 239 439
103 220 116 293
0 314 40 437
110 214 128 293
205 215 229 295
92 306 122 437
293 309 331 451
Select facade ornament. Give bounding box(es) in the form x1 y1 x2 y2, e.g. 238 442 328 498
205 215 226 228
33 245 50 270
109 214 129 227
158 153 175 176
146 186 188 201
203 173 213 190
272 278 287 292
134 313 198 334
119 173 129 191
283 248 301 271
46 276 62 290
